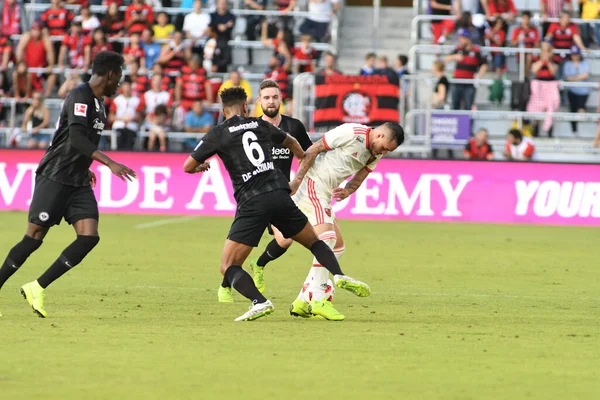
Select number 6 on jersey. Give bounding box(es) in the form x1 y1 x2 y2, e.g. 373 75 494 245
242 131 265 167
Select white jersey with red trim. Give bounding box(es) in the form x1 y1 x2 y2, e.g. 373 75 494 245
306 123 381 197
506 137 535 160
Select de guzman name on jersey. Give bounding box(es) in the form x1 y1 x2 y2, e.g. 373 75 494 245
228 121 276 183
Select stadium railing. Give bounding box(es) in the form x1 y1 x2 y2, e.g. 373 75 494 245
404 108 600 161
21 4 340 51
400 73 600 116
400 74 600 160
408 44 600 82
410 15 597 45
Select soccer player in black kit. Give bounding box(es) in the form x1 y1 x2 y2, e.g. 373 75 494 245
216 79 314 302
184 87 371 321
0 51 136 318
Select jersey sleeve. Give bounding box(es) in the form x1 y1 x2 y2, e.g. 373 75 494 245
293 121 313 151
322 124 354 150
190 128 219 163
66 89 90 127
268 122 287 145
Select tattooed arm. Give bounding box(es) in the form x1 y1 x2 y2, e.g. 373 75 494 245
289 139 327 195
332 168 371 201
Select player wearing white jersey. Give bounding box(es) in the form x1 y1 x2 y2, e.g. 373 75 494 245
288 122 405 320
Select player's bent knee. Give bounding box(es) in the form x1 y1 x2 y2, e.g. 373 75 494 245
318 230 337 250
276 236 294 249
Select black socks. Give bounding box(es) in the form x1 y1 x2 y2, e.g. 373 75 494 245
257 239 288 267
37 235 99 289
224 265 267 304
0 235 43 290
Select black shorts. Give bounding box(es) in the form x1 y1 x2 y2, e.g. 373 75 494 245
228 189 308 247
28 175 99 227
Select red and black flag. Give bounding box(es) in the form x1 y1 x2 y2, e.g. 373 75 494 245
313 75 399 128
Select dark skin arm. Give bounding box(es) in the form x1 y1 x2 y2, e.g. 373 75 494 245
91 150 137 182
183 157 210 173
281 134 304 160
289 138 328 195
332 168 371 201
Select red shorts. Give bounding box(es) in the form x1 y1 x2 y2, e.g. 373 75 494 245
431 20 455 44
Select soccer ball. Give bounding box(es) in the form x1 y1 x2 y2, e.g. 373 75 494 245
301 279 335 302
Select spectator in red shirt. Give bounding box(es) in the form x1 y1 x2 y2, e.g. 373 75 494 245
123 33 146 71
541 0 573 37
129 59 149 98
293 33 318 74
84 28 113 68
1 0 21 37
486 0 517 23
429 0 456 45
175 55 212 111
545 11 585 66
504 129 535 161
0 36 13 73
265 54 289 100
445 28 487 110
151 63 173 94
102 2 125 52
15 22 57 97
317 51 342 76
464 128 494 160
510 11 539 74
485 18 506 78
12 61 32 102
58 21 87 69
158 30 187 75
126 0 154 35
41 0 74 36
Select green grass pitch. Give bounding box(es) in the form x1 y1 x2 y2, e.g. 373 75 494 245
0 211 598 400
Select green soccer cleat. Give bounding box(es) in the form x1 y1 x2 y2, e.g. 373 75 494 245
334 275 371 297
308 299 345 321
218 286 234 303
289 298 313 318
20 281 47 318
250 258 266 294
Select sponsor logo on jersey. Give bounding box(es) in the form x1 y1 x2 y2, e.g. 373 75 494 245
74 103 88 117
229 121 259 133
272 147 290 157
341 91 371 124
93 118 105 131
39 212 49 222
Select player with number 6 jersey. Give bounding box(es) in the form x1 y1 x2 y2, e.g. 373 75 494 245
183 87 372 322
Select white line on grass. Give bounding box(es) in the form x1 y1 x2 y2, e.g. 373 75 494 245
135 216 198 229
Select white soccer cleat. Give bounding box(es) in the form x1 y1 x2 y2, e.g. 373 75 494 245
234 300 275 322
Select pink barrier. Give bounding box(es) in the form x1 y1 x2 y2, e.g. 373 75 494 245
0 150 599 226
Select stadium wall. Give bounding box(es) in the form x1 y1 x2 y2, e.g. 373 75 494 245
0 150 599 226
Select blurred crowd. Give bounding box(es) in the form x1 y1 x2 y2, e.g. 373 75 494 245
426 0 600 140
0 0 342 151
